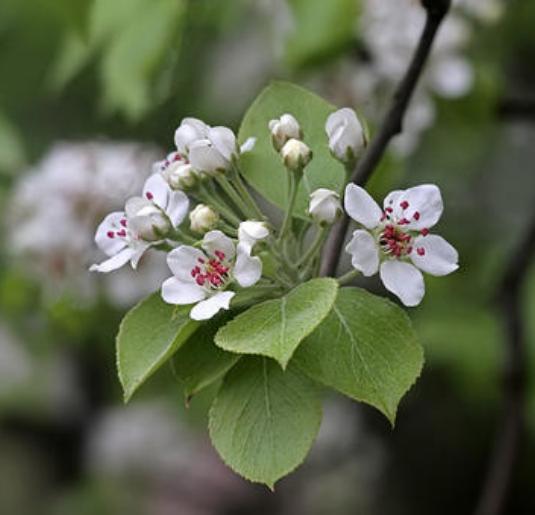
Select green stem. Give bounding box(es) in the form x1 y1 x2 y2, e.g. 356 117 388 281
337 269 360 285
230 164 266 220
215 175 254 219
277 171 300 243
297 226 328 268
196 183 241 226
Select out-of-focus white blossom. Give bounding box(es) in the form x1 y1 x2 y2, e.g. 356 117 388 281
325 108 366 164
6 142 169 307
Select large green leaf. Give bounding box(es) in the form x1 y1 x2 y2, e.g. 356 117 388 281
294 287 423 425
117 293 199 402
172 316 240 402
209 357 322 488
238 81 346 218
215 278 339 368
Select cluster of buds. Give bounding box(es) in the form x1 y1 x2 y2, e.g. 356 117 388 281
269 114 312 172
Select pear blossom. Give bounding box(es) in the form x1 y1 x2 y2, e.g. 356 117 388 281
237 221 270 254
269 113 302 151
325 108 366 164
344 183 458 307
308 188 342 225
281 138 312 171
90 175 189 273
161 231 262 320
163 162 197 190
189 204 219 234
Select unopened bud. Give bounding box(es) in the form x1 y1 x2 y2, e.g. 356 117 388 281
325 108 366 165
269 114 302 151
308 188 342 225
281 138 312 172
164 162 196 190
189 204 219 234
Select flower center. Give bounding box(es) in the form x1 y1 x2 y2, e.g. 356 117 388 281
379 224 413 258
190 250 230 288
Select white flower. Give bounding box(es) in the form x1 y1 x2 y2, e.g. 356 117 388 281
269 113 302 150
325 108 366 164
308 188 342 225
174 118 210 156
238 221 270 254
280 138 312 171
161 230 262 320
90 175 189 273
188 126 238 174
189 204 219 234
344 183 458 307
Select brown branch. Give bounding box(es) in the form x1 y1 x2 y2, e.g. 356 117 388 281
320 0 451 277
474 216 535 515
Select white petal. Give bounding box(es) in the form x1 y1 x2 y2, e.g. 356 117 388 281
174 118 209 154
189 139 228 173
190 291 235 321
410 235 459 276
94 212 127 256
240 137 256 154
379 261 425 307
143 174 170 210
208 126 237 161
396 184 443 230
89 248 135 273
345 230 380 276
130 245 150 269
234 252 262 287
326 108 365 159
344 184 382 229
161 277 206 305
238 221 269 254
125 197 157 219
165 190 190 227
383 190 404 211
202 230 236 261
167 245 205 280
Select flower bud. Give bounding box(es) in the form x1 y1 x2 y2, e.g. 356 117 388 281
325 108 366 165
308 188 342 225
269 113 302 151
174 118 209 156
280 138 312 172
163 162 197 190
189 204 219 234
125 197 171 241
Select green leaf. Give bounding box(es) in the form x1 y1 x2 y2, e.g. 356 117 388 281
294 287 423 425
238 81 346 218
215 278 339 368
172 316 240 402
209 357 322 488
117 293 199 402
285 0 359 69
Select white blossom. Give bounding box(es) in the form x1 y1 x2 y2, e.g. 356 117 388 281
308 189 342 225
90 174 189 273
325 108 366 163
281 138 312 171
344 183 458 306
161 231 262 320
269 113 302 150
189 204 219 234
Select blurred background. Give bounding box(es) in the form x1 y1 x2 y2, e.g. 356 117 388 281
0 0 534 513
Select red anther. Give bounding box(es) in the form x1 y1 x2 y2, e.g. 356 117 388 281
417 247 426 256
198 257 205 264
214 250 226 260
400 201 409 210
401 233 412 242
117 229 127 237
398 218 410 225
196 275 206 286
120 219 128 227
191 266 201 277
146 192 154 200
413 211 420 221
385 207 393 213
420 228 429 236
407 246 413 254
107 231 115 239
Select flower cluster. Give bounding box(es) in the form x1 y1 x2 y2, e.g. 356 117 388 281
91 107 458 317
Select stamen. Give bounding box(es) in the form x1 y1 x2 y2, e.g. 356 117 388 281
398 218 410 225
214 250 226 261
120 219 128 227
400 201 409 210
413 211 420 221
417 247 426 256
420 228 429 236
385 207 393 214
146 192 154 200
107 231 115 239
117 229 127 237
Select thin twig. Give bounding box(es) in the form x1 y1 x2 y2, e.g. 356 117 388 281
474 216 535 515
320 0 451 277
